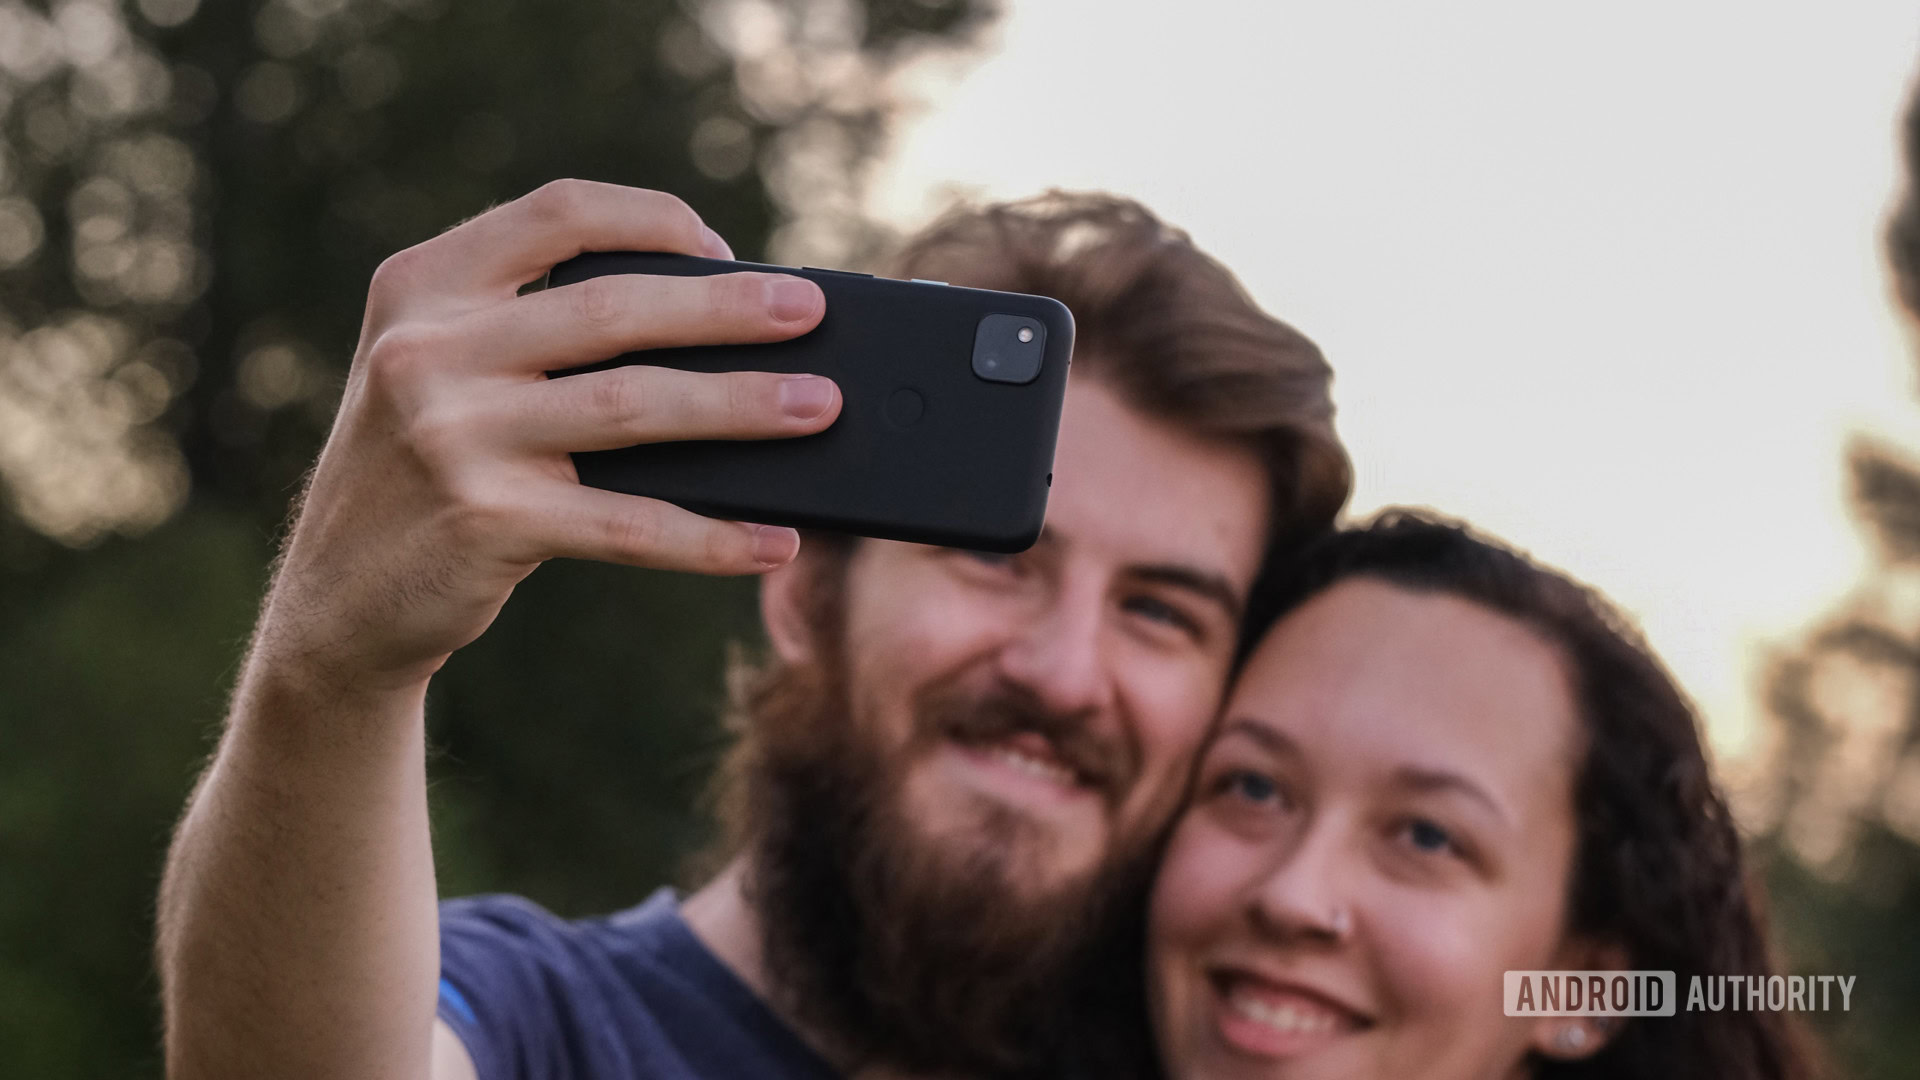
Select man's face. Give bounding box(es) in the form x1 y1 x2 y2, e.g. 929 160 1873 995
823 375 1272 898
747 374 1275 1072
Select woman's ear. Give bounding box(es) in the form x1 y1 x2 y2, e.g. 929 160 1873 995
1528 939 1631 1062
760 553 819 665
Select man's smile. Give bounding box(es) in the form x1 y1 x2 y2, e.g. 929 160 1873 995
944 731 1099 807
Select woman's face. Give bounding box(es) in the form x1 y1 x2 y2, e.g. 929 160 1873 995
1148 578 1598 1080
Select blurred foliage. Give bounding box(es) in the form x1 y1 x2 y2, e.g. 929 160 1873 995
1757 431 1920 1080
0 0 995 1075
1755 74 1920 1076
10 0 1916 1077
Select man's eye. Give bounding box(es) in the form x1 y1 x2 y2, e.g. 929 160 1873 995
1122 594 1201 636
958 550 1017 571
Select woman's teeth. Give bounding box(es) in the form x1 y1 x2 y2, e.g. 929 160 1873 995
987 744 1077 786
1227 986 1343 1035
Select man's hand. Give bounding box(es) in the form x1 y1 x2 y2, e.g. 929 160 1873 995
257 178 835 695
157 180 833 1080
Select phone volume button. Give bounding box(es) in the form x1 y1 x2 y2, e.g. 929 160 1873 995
910 278 948 286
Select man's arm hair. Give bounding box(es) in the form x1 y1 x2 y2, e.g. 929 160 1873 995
156 655 443 1080
151 179 826 1080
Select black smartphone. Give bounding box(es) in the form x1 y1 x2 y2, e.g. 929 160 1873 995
545 252 1074 553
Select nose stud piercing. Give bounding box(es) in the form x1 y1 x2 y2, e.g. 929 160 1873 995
1328 907 1352 938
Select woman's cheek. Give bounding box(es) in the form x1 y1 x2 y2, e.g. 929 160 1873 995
1150 816 1260 947
1365 889 1500 1026
1148 817 1253 1061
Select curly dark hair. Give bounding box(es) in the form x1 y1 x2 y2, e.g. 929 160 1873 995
1223 509 1822 1079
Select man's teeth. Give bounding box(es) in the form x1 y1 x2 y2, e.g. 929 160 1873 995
1226 987 1342 1036
986 745 1077 785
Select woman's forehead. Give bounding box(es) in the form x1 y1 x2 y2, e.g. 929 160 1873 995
1223 578 1583 797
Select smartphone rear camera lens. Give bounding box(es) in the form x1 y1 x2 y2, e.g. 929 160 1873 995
972 314 1046 384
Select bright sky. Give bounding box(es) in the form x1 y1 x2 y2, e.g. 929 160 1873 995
870 1 1920 769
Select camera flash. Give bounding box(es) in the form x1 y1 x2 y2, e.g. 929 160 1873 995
973 313 1044 383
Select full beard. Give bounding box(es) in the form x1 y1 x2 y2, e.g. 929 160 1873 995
730 649 1165 1079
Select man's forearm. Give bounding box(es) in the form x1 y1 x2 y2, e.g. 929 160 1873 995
157 653 439 1080
151 180 822 1080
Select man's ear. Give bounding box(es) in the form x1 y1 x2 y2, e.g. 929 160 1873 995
1528 938 1632 1062
760 554 818 666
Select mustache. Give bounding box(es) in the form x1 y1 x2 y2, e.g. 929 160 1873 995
917 687 1137 800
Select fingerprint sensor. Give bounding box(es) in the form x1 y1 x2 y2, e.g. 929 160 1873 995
883 387 926 428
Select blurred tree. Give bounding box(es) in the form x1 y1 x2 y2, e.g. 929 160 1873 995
0 0 996 1075
1754 69 1920 1080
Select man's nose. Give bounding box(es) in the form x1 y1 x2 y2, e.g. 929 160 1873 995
995 578 1115 718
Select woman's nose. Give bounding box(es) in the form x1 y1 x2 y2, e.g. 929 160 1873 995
1248 820 1358 946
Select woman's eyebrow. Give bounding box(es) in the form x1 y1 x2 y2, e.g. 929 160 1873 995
1214 721 1516 828
1217 715 1297 754
1391 766 1514 828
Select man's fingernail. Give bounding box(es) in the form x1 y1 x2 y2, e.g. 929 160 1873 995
702 225 734 260
752 525 799 566
779 375 835 420
768 277 820 322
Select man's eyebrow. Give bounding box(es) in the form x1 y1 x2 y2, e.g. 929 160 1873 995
1392 766 1514 828
1128 563 1244 621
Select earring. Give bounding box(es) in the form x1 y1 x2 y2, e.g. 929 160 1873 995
1555 1025 1589 1054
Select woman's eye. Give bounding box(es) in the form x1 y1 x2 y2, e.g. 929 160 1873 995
1216 768 1283 807
1401 818 1460 857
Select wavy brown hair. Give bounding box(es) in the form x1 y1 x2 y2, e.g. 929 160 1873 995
1226 510 1823 1080
882 190 1351 551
